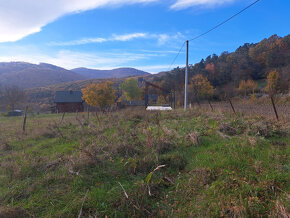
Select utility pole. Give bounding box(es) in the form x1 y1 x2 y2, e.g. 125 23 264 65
184 40 189 110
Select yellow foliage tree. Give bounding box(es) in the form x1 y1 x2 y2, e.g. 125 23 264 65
238 79 257 98
265 70 280 96
191 74 214 99
82 82 116 110
120 78 141 100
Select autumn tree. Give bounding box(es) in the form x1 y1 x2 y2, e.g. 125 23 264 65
120 79 141 100
238 79 257 98
4 86 26 111
82 82 116 111
265 70 280 96
190 74 214 102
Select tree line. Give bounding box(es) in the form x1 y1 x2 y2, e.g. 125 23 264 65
0 85 26 111
151 34 289 104
1 34 289 112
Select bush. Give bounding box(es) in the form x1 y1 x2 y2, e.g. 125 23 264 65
249 121 288 138
136 154 157 173
113 143 140 157
159 153 187 171
156 139 175 154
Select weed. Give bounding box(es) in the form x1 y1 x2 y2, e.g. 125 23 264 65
159 153 187 171
156 138 175 154
0 108 288 217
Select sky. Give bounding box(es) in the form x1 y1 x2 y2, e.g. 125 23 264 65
0 0 289 73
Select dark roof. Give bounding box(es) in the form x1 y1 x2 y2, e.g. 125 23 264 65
121 100 145 106
54 91 83 103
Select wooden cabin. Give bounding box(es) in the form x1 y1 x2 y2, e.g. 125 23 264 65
54 91 84 113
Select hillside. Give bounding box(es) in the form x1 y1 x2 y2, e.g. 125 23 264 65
152 34 290 101
0 62 86 89
0 109 289 217
0 62 150 90
71 67 150 79
26 78 125 109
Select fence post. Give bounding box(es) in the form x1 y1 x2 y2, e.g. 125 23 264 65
60 112 65 125
270 96 279 121
208 100 214 111
87 106 90 120
228 98 236 115
22 106 28 133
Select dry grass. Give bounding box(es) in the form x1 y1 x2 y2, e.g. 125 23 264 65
0 108 289 217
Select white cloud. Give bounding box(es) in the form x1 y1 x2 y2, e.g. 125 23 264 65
49 32 185 46
171 0 234 9
0 44 185 73
112 33 148 41
49 33 149 46
0 0 158 43
0 45 162 70
0 0 238 43
132 64 184 73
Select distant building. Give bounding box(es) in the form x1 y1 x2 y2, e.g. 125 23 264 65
54 91 84 113
8 110 23 116
118 100 145 107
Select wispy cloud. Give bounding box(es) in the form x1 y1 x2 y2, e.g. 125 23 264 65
0 44 168 71
131 64 184 73
0 0 158 43
0 43 186 73
49 33 148 46
112 33 147 41
171 0 235 9
0 0 237 42
49 32 185 46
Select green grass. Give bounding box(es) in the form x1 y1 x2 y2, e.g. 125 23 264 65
0 109 289 217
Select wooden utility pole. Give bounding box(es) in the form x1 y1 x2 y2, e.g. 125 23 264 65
60 112 65 125
22 106 28 133
184 40 189 111
270 96 279 121
208 100 214 111
228 98 236 115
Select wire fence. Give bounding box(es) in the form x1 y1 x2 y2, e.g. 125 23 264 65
192 97 290 121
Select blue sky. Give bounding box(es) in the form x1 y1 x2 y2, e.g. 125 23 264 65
0 0 289 73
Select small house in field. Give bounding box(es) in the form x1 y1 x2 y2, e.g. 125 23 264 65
54 91 84 113
8 110 23 116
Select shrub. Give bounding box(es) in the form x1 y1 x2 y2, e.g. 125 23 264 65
136 154 157 173
159 153 187 171
156 139 175 154
249 121 288 138
113 143 140 157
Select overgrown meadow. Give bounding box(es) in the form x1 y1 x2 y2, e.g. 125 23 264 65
0 108 289 217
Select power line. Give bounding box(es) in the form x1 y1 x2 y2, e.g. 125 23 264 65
168 41 186 71
189 0 261 42
167 0 261 71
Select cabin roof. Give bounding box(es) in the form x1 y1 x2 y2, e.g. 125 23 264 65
54 91 83 103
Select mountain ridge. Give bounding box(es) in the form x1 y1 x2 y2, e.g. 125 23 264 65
0 62 150 89
71 67 150 79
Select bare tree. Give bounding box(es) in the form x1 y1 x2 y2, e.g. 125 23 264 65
4 86 26 111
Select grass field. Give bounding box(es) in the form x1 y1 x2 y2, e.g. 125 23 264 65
0 108 289 217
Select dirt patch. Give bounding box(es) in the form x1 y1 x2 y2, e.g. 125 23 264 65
0 207 30 218
156 139 175 154
219 123 239 136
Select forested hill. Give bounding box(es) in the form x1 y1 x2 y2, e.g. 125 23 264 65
153 34 290 97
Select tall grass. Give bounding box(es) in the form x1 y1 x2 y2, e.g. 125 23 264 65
0 108 289 217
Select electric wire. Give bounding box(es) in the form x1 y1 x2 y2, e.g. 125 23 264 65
188 0 261 42
167 41 186 71
167 0 261 71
